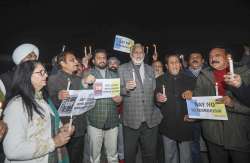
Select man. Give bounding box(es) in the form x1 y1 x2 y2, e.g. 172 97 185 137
85 49 122 163
184 52 209 163
0 43 39 100
47 51 87 163
191 47 250 163
118 43 162 163
108 57 120 72
155 54 195 163
185 52 205 78
152 60 164 78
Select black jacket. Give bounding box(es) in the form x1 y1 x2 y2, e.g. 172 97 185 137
156 72 196 141
0 69 15 101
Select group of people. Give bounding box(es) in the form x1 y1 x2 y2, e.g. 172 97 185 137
0 42 249 163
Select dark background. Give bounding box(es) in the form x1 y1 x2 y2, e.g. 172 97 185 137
1 0 250 73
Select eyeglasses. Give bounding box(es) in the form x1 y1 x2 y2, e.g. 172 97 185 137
33 69 48 76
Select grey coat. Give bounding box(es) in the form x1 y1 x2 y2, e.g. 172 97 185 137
194 66 250 152
118 61 162 129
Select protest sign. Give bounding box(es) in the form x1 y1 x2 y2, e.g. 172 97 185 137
94 78 120 99
113 35 134 53
186 96 228 120
58 90 96 117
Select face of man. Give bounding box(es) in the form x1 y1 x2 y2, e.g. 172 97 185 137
108 59 119 71
209 48 228 70
61 53 79 74
188 53 204 69
166 56 181 75
94 52 107 69
130 47 145 65
21 52 38 63
152 61 163 77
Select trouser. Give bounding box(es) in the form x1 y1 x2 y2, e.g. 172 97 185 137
157 134 165 163
83 134 91 163
0 143 5 163
117 123 124 160
207 141 250 163
162 135 192 163
66 135 85 163
191 123 201 163
123 122 158 163
87 125 118 163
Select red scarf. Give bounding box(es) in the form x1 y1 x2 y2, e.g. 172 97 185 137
213 68 228 96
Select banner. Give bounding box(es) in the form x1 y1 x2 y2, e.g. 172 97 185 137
58 90 96 117
186 96 228 120
94 78 120 99
113 35 134 53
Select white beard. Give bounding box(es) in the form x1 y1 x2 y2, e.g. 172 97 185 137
171 69 179 75
132 57 144 65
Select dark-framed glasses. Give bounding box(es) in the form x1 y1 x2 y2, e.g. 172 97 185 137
33 69 47 76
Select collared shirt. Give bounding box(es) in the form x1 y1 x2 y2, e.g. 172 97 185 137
188 67 202 77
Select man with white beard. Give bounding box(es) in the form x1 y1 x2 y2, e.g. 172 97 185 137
118 43 162 163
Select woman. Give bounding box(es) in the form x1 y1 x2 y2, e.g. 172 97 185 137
3 61 75 163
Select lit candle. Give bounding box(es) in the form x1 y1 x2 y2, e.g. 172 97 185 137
67 78 72 132
69 111 73 132
84 46 87 56
0 101 2 117
162 85 166 96
228 56 234 77
62 45 66 52
153 44 157 54
180 54 184 63
215 82 219 96
67 78 71 91
146 46 149 54
132 69 136 81
89 45 92 55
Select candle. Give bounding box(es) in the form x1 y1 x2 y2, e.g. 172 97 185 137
68 112 73 132
132 69 136 81
0 101 2 117
228 56 234 76
62 45 66 52
180 54 184 63
153 44 157 54
84 46 87 56
146 46 149 54
162 85 166 96
67 78 71 91
89 46 92 54
67 78 72 131
215 82 219 96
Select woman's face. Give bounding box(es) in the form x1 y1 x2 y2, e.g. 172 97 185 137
31 64 48 91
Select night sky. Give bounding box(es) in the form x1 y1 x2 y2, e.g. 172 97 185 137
1 0 250 73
